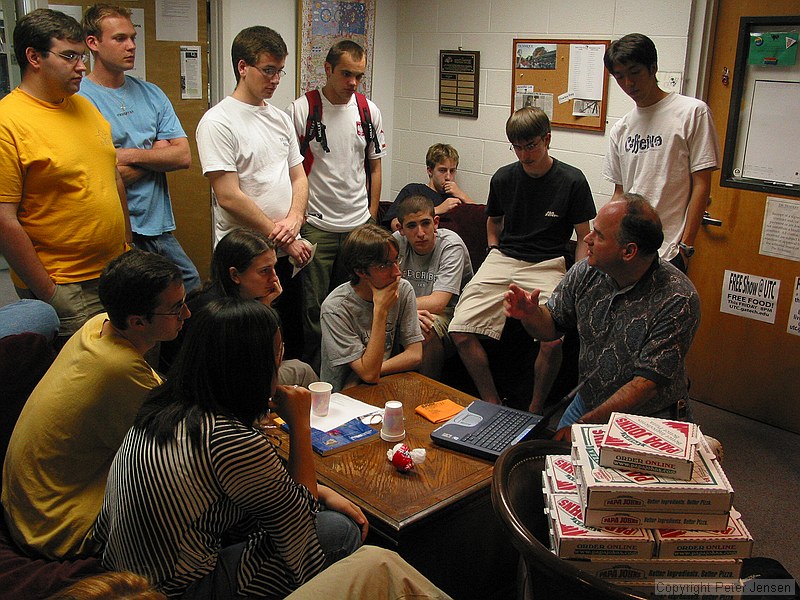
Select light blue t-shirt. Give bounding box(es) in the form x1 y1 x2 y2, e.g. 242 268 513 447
79 75 186 236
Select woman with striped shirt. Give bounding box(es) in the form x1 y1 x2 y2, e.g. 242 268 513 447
93 298 366 598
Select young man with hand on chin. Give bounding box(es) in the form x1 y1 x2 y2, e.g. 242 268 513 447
320 224 423 392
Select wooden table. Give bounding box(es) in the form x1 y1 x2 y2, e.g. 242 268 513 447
275 372 517 600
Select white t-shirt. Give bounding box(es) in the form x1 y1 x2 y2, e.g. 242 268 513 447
196 96 303 245
602 93 719 260
286 91 387 233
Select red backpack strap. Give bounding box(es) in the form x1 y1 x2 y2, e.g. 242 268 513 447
355 92 380 156
300 90 329 175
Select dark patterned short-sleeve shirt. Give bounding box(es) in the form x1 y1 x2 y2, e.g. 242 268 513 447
547 258 700 416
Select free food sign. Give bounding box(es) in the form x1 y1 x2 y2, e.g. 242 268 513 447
720 270 780 324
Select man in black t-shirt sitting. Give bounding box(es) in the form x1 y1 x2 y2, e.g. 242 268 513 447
449 108 596 413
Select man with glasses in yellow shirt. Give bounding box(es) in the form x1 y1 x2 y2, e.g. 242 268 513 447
0 9 129 345
2 249 188 559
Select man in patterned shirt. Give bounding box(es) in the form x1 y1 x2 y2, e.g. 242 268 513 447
504 194 700 442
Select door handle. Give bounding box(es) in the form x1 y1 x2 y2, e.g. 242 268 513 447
702 211 723 227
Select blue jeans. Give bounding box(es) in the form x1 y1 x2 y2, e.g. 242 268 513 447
132 232 201 293
557 392 694 429
0 299 59 340
181 510 362 599
557 392 587 430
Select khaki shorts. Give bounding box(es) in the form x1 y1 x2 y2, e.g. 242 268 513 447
16 278 103 339
448 251 565 341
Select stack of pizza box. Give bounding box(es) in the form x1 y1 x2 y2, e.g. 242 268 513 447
542 413 753 595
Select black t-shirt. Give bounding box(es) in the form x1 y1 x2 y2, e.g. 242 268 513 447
486 159 596 263
382 183 446 226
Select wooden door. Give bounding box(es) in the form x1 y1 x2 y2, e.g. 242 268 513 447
686 0 800 433
49 1 212 279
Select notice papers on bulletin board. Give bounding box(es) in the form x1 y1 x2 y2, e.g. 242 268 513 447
749 32 798 66
511 39 608 132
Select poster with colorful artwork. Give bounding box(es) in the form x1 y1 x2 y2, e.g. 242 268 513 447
298 0 376 96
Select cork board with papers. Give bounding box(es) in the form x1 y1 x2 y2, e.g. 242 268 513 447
512 38 609 132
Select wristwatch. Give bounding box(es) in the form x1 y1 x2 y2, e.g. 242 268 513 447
678 242 695 258
486 244 500 253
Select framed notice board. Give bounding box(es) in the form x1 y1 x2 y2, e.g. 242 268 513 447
512 39 610 132
721 15 800 198
439 50 480 117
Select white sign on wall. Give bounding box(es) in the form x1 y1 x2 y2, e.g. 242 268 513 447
760 196 800 262
720 269 780 324
788 277 800 336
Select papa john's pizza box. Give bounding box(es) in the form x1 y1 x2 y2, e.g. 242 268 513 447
582 505 732 531
572 425 733 515
545 454 579 494
599 412 699 480
654 509 754 559
567 557 743 583
546 493 654 559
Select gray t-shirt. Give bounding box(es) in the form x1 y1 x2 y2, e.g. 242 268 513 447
393 228 473 309
320 279 423 391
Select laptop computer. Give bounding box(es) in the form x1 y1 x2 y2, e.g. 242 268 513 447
430 367 599 461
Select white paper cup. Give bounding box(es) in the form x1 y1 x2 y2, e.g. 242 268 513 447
380 400 405 441
309 381 332 417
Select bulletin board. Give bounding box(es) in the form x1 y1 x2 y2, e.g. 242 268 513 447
511 39 610 132
721 16 800 198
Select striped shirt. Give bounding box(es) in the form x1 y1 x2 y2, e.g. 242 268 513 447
93 413 324 598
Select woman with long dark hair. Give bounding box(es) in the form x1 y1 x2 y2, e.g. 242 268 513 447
159 228 316 386
94 298 365 598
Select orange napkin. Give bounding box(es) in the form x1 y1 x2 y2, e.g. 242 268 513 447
415 399 464 423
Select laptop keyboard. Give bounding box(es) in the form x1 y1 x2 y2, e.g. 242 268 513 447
462 408 531 451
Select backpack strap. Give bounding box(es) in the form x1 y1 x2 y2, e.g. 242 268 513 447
355 92 381 156
300 90 329 175
355 92 380 202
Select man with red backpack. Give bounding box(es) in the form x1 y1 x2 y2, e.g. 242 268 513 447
286 40 387 371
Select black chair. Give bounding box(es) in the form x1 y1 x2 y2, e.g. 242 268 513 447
491 440 647 600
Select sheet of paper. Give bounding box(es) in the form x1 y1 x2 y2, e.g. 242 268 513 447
291 243 317 278
180 46 202 100
310 393 382 431
568 44 605 100
155 0 197 42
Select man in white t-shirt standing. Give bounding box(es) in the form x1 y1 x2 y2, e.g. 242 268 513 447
287 40 387 371
602 33 719 273
196 26 312 265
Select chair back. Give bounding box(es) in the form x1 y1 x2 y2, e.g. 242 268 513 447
491 440 647 600
0 333 56 482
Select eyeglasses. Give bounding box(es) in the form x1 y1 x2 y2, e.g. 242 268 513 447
151 299 188 319
252 65 286 79
510 139 544 153
46 49 90 65
373 256 402 271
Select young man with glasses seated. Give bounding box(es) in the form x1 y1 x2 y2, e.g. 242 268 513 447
0 9 129 346
2 250 189 560
449 107 596 413
320 224 423 392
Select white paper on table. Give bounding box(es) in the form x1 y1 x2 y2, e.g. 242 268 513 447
310 393 383 432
